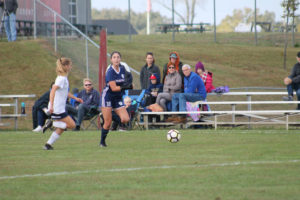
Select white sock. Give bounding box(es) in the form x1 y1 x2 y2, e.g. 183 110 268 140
47 132 60 145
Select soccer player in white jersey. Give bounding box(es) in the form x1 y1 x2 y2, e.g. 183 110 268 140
43 57 83 150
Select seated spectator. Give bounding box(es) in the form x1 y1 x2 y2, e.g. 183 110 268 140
143 74 163 107
156 64 182 111
140 52 161 89
167 64 207 123
162 51 183 87
195 61 215 93
111 96 137 131
69 78 100 131
32 82 53 132
283 51 300 110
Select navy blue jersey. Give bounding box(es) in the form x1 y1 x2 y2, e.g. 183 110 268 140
104 64 126 97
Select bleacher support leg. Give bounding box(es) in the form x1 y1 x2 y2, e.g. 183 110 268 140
144 115 149 130
286 114 289 130
214 115 217 130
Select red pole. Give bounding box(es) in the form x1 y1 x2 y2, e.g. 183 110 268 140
99 29 107 93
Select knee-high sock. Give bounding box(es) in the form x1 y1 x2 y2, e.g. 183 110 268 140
100 128 109 145
47 131 60 145
112 112 121 124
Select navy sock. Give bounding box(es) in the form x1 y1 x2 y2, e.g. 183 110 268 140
100 128 109 145
112 113 121 124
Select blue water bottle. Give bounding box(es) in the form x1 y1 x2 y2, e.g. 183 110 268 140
21 102 26 114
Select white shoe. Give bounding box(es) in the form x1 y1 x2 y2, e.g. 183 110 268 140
43 108 51 116
32 126 43 132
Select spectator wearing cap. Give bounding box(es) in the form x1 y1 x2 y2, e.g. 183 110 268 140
140 52 161 89
282 51 300 109
143 73 163 106
156 64 182 111
162 52 183 86
195 61 215 93
167 64 207 123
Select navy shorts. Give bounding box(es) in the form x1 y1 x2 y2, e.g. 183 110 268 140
51 112 68 120
101 92 124 109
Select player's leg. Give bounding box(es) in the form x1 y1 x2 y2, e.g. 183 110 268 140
114 107 130 124
60 115 76 130
43 113 69 150
100 107 112 147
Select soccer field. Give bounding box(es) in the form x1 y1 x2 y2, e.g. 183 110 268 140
0 129 300 200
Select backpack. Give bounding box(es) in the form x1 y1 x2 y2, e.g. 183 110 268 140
213 86 229 94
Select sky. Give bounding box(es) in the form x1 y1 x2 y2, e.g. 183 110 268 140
91 0 294 25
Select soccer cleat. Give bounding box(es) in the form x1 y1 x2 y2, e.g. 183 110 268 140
32 126 43 132
282 96 293 101
42 119 53 133
42 108 51 116
74 125 80 131
43 143 54 150
100 143 107 148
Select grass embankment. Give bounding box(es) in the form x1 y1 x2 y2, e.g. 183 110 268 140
106 33 300 87
0 40 82 130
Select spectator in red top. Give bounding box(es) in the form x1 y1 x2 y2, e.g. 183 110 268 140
195 61 215 93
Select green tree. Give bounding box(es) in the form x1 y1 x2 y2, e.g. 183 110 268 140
218 7 276 32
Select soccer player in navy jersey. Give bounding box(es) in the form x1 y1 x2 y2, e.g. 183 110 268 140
100 51 132 147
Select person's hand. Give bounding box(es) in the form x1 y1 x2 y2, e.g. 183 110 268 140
151 92 158 97
49 105 53 114
284 77 292 85
76 98 83 104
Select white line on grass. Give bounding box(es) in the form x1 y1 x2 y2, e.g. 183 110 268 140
1 159 299 180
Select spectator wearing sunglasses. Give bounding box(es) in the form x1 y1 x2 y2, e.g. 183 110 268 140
71 78 100 131
156 64 182 111
162 52 183 87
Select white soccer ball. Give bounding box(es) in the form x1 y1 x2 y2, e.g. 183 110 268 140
167 129 181 143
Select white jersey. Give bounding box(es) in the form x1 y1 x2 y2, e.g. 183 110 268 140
49 75 69 114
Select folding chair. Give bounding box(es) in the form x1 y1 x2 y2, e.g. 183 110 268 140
125 89 146 108
124 89 146 130
81 107 101 130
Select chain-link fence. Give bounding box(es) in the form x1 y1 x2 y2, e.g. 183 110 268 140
33 0 101 90
6 0 139 90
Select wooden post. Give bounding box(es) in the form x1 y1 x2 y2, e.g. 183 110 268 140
99 29 107 93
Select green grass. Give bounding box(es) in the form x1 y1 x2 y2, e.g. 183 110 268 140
1 129 300 200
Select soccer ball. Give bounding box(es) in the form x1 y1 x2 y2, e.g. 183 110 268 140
167 129 181 143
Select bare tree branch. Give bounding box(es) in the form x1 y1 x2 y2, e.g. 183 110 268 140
153 0 186 23
190 0 197 24
185 0 190 24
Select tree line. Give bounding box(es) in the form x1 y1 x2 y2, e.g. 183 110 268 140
92 8 171 34
92 7 289 34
